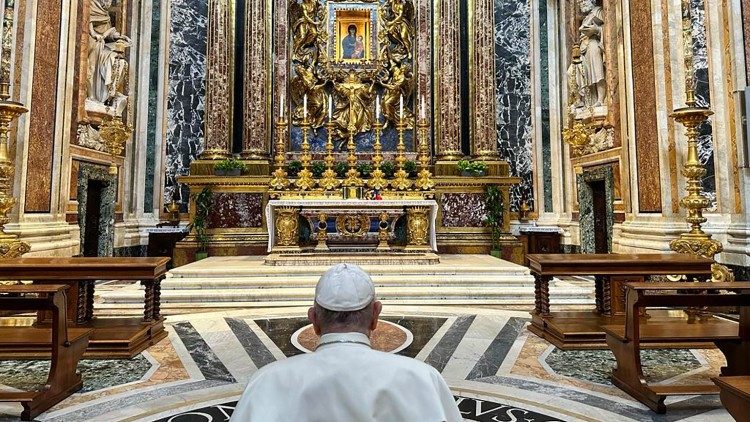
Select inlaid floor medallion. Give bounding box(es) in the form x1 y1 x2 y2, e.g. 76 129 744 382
291 319 413 353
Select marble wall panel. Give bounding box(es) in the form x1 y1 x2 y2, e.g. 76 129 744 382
494 0 533 212
743 2 750 81
78 163 117 257
441 193 488 228
145 0 162 213
207 193 263 229
691 0 716 209
24 0 63 213
165 0 207 211
629 0 662 213
577 165 614 254
539 0 552 213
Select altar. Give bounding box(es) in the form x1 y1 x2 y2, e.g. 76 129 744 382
266 199 438 253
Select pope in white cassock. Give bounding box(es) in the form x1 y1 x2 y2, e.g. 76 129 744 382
230 263 463 421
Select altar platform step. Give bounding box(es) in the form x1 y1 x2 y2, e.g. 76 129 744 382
96 255 594 309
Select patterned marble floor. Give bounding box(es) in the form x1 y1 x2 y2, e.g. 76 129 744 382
0 306 732 422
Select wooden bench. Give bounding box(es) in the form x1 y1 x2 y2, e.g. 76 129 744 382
527 253 714 349
0 257 169 359
712 376 750 421
603 282 750 414
0 284 92 420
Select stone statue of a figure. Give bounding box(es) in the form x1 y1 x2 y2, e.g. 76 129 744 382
87 0 131 115
577 0 605 108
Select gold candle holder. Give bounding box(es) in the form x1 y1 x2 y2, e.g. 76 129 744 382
295 118 316 190
391 121 412 190
368 121 387 190
269 115 290 190
100 117 131 175
319 122 340 190
414 117 434 190
0 81 29 258
669 0 732 282
343 129 363 187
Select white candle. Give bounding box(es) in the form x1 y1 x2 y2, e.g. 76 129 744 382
328 95 333 121
421 96 425 119
399 95 404 121
376 95 381 121
303 94 308 120
280 95 284 119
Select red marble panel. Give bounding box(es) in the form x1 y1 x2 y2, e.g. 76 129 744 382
629 0 662 213
24 0 63 213
441 193 488 228
207 193 263 229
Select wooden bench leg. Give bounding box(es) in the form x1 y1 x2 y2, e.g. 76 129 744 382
21 337 89 420
715 341 750 376
606 334 666 413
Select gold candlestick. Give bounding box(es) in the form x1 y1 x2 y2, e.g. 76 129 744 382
315 212 329 251
343 128 363 187
269 115 290 190
368 121 387 190
100 117 131 175
414 117 434 190
0 82 29 258
319 122 340 190
295 117 316 190
391 121 412 190
669 0 732 282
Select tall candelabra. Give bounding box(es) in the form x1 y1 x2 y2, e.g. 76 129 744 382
414 117 434 190
319 121 339 190
269 115 290 190
391 121 412 190
368 120 387 190
669 0 731 282
295 117 316 190
343 127 363 187
0 80 28 258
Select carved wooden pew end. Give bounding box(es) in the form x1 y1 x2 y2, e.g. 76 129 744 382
602 282 750 414
0 285 92 421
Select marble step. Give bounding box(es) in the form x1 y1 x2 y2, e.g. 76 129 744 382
160 274 536 290
99 285 591 305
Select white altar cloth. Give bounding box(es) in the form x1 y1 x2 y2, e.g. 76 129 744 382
265 199 439 252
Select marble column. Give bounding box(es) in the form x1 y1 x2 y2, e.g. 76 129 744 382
414 0 432 153
203 0 233 159
435 0 462 159
629 0 662 213
745 3 750 81
242 0 270 160
470 0 499 159
273 0 289 135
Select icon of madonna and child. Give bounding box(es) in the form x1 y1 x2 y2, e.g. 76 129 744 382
341 24 366 60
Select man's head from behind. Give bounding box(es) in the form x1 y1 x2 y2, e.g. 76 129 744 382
308 264 382 337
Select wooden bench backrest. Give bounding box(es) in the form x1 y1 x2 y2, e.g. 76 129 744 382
623 282 750 343
0 285 71 347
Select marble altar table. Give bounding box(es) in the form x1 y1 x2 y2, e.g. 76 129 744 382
265 199 438 252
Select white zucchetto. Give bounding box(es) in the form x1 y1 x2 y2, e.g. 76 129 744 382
315 263 376 311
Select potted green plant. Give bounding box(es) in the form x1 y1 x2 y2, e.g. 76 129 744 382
380 161 396 178
357 163 373 177
403 160 418 177
288 161 303 177
214 158 245 176
484 185 504 258
334 162 348 178
311 161 327 178
457 159 488 177
191 186 213 261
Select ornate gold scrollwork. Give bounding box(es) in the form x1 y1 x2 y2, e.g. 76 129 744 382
275 207 300 247
335 214 371 237
405 206 429 249
288 0 416 136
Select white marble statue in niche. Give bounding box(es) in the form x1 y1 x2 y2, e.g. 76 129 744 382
573 0 606 118
86 0 131 118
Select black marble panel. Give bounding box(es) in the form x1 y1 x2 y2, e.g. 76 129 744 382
172 322 236 382
145 0 162 213
424 315 476 372
77 163 117 257
466 317 527 380
226 317 277 369
494 0 533 212
165 0 207 212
